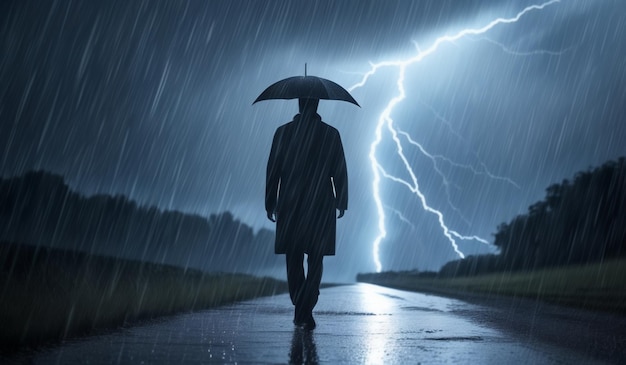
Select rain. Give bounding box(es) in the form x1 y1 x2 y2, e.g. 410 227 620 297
2 0 624 278
1 0 625 363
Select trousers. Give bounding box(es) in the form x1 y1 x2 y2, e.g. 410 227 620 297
286 249 324 317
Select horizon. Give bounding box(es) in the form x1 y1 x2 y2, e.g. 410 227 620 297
2 156 624 282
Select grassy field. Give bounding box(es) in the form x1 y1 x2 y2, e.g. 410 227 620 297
0 243 287 350
358 259 626 314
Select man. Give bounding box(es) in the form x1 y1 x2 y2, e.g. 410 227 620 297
266 98 348 330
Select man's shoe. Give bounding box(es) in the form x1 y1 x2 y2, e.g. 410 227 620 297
293 308 305 326
302 313 316 330
294 310 315 330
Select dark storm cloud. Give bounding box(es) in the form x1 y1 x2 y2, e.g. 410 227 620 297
0 0 513 201
1 0 625 280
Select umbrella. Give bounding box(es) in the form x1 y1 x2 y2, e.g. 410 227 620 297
253 66 359 107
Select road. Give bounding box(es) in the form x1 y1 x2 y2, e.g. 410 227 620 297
6 283 625 364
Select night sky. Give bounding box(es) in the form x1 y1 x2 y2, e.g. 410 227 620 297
2 0 625 281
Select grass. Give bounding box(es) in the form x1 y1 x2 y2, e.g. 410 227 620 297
358 259 626 314
0 243 288 350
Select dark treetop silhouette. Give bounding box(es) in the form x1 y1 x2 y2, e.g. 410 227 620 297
256 70 358 330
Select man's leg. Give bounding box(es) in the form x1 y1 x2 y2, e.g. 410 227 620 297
304 253 324 313
286 249 305 306
293 253 323 329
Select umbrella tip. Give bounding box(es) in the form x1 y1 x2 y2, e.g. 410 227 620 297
305 63 307 77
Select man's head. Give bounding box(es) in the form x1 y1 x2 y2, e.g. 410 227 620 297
298 98 319 115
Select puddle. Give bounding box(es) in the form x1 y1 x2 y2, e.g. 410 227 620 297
424 336 484 342
402 306 443 313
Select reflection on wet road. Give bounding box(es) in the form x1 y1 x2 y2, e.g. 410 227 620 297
7 284 622 364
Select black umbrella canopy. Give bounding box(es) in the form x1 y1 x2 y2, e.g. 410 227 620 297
253 75 360 107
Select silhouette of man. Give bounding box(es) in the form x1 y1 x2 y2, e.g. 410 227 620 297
266 98 348 330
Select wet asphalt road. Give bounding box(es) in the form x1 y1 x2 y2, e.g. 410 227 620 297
6 283 625 364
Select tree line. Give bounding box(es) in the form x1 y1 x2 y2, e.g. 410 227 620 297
439 157 626 277
0 171 281 274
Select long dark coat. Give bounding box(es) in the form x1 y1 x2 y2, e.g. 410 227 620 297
265 113 348 256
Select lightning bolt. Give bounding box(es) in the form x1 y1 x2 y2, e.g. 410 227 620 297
349 0 560 273
397 129 521 191
384 204 417 231
467 36 575 57
402 96 524 190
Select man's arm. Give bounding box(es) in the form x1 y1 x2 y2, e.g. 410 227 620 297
266 129 282 222
332 130 348 218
